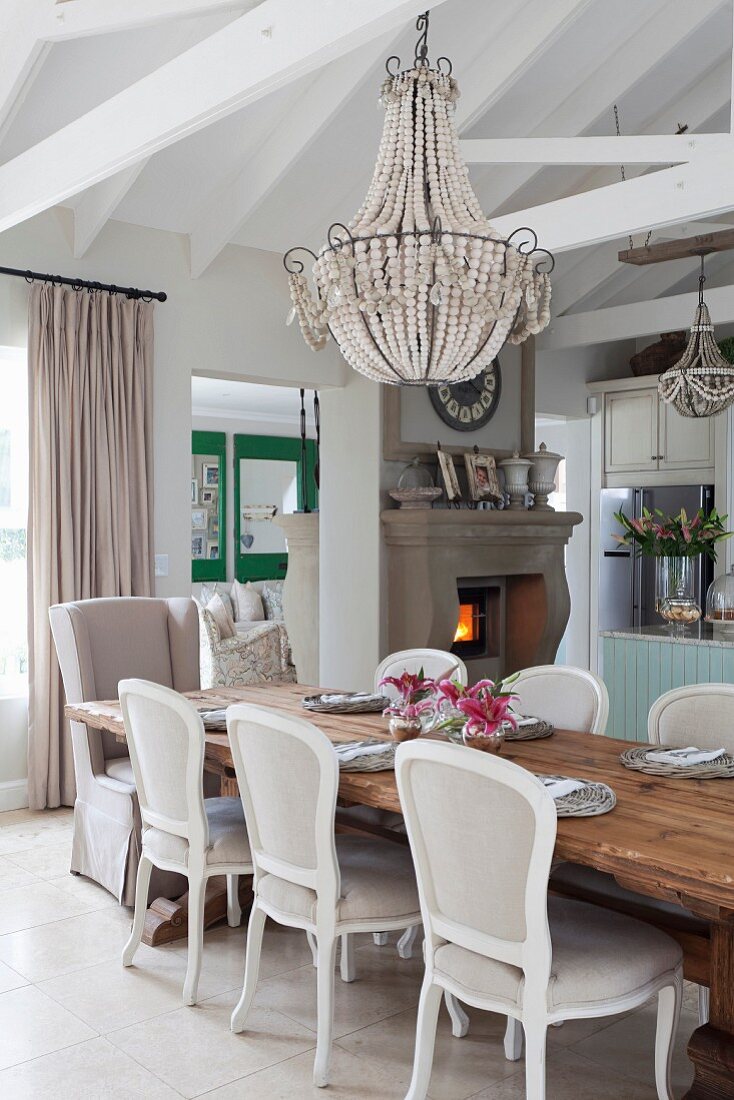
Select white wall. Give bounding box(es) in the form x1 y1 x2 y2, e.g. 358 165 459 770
536 341 636 417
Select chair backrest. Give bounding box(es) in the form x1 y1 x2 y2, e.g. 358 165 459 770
227 704 340 905
375 649 468 700
396 740 556 999
511 664 609 734
50 596 200 767
649 683 734 751
119 679 208 850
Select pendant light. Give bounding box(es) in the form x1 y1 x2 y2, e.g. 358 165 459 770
283 11 553 386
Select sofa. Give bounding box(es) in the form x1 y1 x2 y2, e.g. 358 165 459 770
196 580 296 688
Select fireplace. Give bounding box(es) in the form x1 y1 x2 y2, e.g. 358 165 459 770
452 579 505 677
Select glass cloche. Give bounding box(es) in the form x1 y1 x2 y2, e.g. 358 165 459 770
396 457 435 490
389 457 442 509
705 567 734 630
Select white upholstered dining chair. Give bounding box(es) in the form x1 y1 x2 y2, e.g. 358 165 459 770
511 664 609 735
50 596 201 905
119 679 253 1006
226 704 421 1087
553 682 734 1027
396 739 683 1100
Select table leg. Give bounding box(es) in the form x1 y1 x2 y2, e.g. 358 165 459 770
684 921 734 1099
141 876 253 946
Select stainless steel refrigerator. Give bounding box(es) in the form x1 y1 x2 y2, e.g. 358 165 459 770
599 485 714 631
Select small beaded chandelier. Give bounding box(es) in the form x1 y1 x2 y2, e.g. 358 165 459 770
284 12 553 386
658 254 734 417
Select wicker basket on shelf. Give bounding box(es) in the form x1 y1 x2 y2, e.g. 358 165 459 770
629 331 687 377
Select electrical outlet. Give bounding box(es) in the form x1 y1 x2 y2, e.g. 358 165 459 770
154 554 169 577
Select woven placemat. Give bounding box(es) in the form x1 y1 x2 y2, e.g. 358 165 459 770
334 740 397 772
303 693 388 714
505 718 554 742
537 774 616 817
620 746 734 779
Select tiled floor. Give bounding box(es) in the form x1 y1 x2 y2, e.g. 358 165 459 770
0 806 698 1098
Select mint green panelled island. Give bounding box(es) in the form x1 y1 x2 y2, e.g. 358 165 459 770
600 625 734 741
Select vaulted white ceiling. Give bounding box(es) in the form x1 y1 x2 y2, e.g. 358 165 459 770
2 0 734 344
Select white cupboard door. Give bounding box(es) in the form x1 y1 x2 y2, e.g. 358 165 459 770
604 390 658 474
659 402 715 470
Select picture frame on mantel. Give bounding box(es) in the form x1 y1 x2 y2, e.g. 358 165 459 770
382 337 535 462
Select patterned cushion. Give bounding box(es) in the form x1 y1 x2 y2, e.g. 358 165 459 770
208 593 235 640
232 580 265 623
201 583 234 620
262 581 284 622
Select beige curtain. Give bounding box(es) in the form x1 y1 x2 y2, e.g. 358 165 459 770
27 284 155 809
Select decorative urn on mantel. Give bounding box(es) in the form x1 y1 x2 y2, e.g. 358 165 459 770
273 513 319 684
498 452 532 510
524 442 563 511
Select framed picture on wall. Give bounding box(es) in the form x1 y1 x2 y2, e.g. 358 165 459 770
207 542 219 560
208 513 219 539
191 533 205 559
202 461 219 488
191 508 207 530
464 452 502 502
201 487 217 506
191 479 198 503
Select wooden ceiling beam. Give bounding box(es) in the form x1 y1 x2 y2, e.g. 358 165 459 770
461 134 728 166
618 227 734 266
40 0 259 41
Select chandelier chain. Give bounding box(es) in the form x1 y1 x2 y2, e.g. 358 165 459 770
614 103 652 252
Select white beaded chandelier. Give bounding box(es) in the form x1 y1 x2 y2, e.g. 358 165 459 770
284 12 553 386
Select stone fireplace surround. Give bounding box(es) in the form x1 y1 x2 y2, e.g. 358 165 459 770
382 509 582 677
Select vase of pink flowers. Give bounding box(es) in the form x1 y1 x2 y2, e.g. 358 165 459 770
433 675 519 753
378 670 436 742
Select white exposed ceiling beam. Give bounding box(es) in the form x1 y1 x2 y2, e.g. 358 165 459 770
539 283 734 349
460 133 728 165
493 150 734 255
548 58 731 314
40 0 259 41
0 0 450 235
476 0 724 216
0 3 51 142
72 161 150 258
455 0 595 133
189 34 390 278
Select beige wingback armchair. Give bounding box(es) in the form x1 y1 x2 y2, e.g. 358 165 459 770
49 597 200 905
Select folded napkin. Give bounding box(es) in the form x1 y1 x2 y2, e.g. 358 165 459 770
317 692 379 704
333 741 393 764
542 777 586 800
646 746 726 767
199 709 227 728
515 716 540 728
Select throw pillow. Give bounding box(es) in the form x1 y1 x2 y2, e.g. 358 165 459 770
261 582 285 622
232 580 265 623
201 583 234 620
208 593 235 640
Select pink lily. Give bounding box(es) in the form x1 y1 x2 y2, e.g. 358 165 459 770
384 699 434 720
378 672 434 704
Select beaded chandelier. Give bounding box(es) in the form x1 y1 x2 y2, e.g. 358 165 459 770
284 12 553 386
658 254 734 417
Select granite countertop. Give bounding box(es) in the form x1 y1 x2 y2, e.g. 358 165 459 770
600 623 734 648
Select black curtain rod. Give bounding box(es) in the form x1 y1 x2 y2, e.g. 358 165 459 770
0 264 167 303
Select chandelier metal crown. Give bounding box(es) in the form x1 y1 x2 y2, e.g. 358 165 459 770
284 11 553 386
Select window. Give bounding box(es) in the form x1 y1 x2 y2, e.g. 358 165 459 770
0 348 28 696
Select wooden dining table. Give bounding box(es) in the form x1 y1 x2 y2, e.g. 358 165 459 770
66 681 734 1100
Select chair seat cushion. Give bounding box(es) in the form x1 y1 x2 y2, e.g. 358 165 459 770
104 758 135 790
550 863 709 936
433 896 682 1014
257 835 420 928
144 798 251 868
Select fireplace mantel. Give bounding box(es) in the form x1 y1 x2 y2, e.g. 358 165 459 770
381 508 583 675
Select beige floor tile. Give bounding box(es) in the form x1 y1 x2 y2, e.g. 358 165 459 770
0 908 133 982
0 960 28 995
171 921 316 991
0 817 74 857
5 841 74 879
39 942 240 1032
568 998 697 1096
243 949 422 1038
0 808 72 828
0 985 95 1070
46 872 119 909
108 997 315 1098
337 1004 518 1100
469 1048 663 1099
205 1043 410 1099
0 1035 180 1098
0 855 38 892
0 880 92 935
